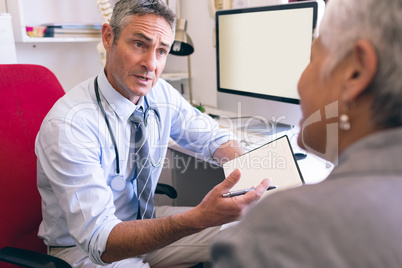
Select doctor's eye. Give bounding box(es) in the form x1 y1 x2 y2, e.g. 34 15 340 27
134 42 143 48
158 49 167 56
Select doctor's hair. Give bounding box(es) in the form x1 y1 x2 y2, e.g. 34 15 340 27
109 0 176 44
319 0 402 128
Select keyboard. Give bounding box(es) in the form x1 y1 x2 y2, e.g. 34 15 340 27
238 132 271 152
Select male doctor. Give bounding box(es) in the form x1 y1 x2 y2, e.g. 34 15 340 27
35 0 269 267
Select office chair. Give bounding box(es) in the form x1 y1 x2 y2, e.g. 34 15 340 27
0 64 70 267
0 64 177 267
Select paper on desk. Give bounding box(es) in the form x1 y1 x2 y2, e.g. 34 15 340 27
222 135 304 198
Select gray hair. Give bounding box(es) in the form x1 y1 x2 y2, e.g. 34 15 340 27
109 0 176 43
319 0 402 128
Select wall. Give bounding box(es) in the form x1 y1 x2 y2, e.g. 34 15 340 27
179 0 218 107
15 42 103 91
0 0 6 12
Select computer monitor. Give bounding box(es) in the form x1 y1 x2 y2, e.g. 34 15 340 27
215 0 324 132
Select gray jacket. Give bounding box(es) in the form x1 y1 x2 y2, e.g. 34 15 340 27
212 127 402 268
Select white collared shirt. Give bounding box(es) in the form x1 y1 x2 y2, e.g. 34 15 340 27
35 70 235 264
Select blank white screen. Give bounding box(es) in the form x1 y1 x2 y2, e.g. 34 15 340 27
218 7 314 100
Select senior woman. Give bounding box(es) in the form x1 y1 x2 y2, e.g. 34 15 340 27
211 0 402 267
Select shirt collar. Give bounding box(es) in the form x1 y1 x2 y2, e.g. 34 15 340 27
97 70 145 121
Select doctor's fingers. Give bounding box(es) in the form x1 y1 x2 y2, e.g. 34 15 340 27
236 178 271 204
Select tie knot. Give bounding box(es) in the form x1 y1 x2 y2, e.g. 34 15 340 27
130 110 145 126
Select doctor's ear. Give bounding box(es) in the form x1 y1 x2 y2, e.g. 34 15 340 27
102 23 114 52
343 40 378 102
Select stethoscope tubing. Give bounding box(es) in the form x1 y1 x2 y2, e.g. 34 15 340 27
95 76 121 174
94 76 163 177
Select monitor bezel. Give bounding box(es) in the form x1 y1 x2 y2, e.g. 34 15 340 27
215 1 320 105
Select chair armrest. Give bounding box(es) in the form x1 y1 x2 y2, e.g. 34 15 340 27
0 247 71 268
155 183 178 199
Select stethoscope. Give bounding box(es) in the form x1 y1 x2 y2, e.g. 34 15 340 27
94 76 163 191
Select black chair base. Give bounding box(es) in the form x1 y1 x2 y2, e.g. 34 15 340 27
0 247 72 268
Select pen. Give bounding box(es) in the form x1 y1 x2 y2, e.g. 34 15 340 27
222 186 278 198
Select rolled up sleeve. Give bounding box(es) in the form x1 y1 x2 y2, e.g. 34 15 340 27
169 101 237 160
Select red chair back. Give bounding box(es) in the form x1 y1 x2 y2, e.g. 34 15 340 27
0 64 65 257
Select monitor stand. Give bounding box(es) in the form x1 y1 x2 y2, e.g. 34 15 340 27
237 117 293 135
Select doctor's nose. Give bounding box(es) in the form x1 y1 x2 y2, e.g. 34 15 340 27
141 50 158 72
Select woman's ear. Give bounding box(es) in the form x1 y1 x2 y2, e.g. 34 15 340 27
342 40 378 102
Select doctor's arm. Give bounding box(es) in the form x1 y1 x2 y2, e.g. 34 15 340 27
101 169 269 263
212 140 244 165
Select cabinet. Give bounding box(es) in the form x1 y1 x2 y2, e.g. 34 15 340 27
6 0 106 43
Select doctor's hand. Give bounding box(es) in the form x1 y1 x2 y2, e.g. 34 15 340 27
191 169 270 229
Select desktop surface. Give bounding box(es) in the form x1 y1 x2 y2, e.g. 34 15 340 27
169 106 332 185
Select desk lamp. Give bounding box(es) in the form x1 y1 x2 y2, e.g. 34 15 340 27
170 18 195 105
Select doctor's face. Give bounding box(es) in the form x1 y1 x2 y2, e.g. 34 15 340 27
102 14 173 104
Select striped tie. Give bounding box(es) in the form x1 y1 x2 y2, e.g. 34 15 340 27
130 110 155 219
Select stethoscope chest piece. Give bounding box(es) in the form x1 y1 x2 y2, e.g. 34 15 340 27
111 175 126 192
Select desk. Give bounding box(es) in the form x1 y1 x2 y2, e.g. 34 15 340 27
154 106 333 207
